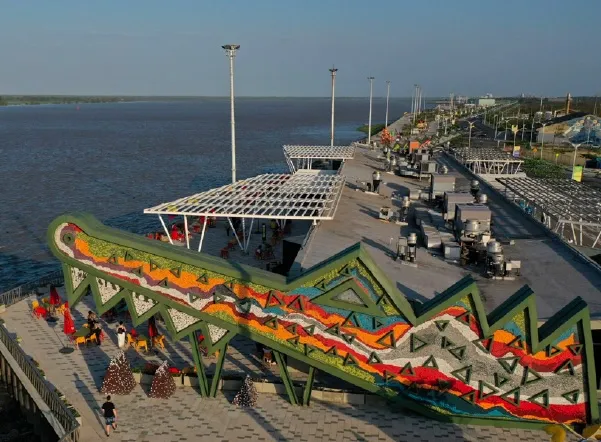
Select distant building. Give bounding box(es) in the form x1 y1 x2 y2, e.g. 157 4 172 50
476 98 496 107
536 114 600 146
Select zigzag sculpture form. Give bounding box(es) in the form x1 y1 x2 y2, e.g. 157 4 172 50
48 213 599 429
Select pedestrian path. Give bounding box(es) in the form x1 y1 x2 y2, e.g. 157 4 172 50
2 295 577 441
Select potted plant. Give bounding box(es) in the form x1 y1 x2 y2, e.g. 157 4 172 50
132 366 142 383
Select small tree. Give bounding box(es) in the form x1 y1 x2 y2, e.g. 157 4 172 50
232 375 258 407
101 351 136 395
149 361 176 399
380 128 393 147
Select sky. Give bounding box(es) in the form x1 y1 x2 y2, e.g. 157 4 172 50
0 0 599 97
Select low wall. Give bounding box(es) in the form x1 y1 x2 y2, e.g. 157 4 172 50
133 372 376 406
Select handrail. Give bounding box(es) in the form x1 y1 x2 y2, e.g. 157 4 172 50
0 270 64 308
0 269 78 440
0 324 80 441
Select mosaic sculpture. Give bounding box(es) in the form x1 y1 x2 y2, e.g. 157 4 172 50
48 213 599 429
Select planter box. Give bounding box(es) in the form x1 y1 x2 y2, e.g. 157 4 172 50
132 372 141 383
343 393 365 405
221 379 243 391
173 375 184 387
75 416 82 425
140 374 153 385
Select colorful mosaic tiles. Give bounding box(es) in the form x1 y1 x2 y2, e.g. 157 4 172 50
48 214 599 428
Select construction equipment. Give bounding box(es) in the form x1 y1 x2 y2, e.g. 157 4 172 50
485 240 521 279
398 196 411 223
430 175 456 201
379 206 392 221
394 233 417 263
470 180 480 198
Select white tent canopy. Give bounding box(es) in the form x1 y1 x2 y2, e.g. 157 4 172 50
283 145 355 172
144 170 346 253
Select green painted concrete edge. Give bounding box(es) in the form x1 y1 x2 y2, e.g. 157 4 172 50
47 213 600 427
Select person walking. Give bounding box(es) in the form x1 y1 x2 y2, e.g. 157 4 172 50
101 395 118 436
148 316 158 347
116 321 126 348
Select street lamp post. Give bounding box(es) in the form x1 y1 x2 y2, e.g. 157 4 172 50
411 84 417 124
540 123 547 159
385 80 390 128
222 44 240 184
521 121 525 141
530 117 535 145
571 142 582 171
494 115 499 139
367 76 375 145
468 121 475 149
329 66 338 147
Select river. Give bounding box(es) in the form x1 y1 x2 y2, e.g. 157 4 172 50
0 97 412 290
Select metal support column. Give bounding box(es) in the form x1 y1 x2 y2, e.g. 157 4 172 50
209 345 229 397
273 351 299 405
158 215 174 244
197 216 208 252
184 215 190 249
189 332 209 397
302 366 317 406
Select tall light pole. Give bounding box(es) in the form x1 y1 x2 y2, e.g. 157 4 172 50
367 76 375 145
385 80 390 128
329 66 338 147
540 123 547 159
571 142 582 171
530 116 535 145
222 44 240 184
411 84 417 124
468 121 475 149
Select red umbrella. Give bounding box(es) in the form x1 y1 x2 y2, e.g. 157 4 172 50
49 287 61 306
63 304 75 335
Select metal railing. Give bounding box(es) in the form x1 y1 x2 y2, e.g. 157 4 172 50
0 270 64 308
0 324 80 441
0 269 79 440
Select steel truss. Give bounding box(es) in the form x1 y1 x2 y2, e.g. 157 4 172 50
497 177 601 248
283 145 355 173
453 147 523 175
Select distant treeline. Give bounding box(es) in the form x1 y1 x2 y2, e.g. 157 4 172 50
509 97 600 115
0 96 134 106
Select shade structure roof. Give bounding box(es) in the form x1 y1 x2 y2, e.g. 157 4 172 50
452 147 524 163
283 145 356 160
496 177 601 224
144 170 346 220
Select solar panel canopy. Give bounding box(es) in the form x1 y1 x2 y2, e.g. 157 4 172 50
283 145 355 160
144 171 346 220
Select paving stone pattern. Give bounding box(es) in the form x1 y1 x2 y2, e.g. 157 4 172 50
2 294 574 441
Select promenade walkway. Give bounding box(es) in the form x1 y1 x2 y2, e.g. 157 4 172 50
2 288 574 441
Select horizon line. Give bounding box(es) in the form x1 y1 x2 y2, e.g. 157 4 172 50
0 94 586 99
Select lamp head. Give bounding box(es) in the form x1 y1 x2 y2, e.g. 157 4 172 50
329 65 338 74
222 44 240 51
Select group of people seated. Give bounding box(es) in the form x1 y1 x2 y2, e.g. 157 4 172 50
86 311 103 345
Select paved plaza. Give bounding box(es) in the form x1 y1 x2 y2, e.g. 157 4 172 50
2 291 574 441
